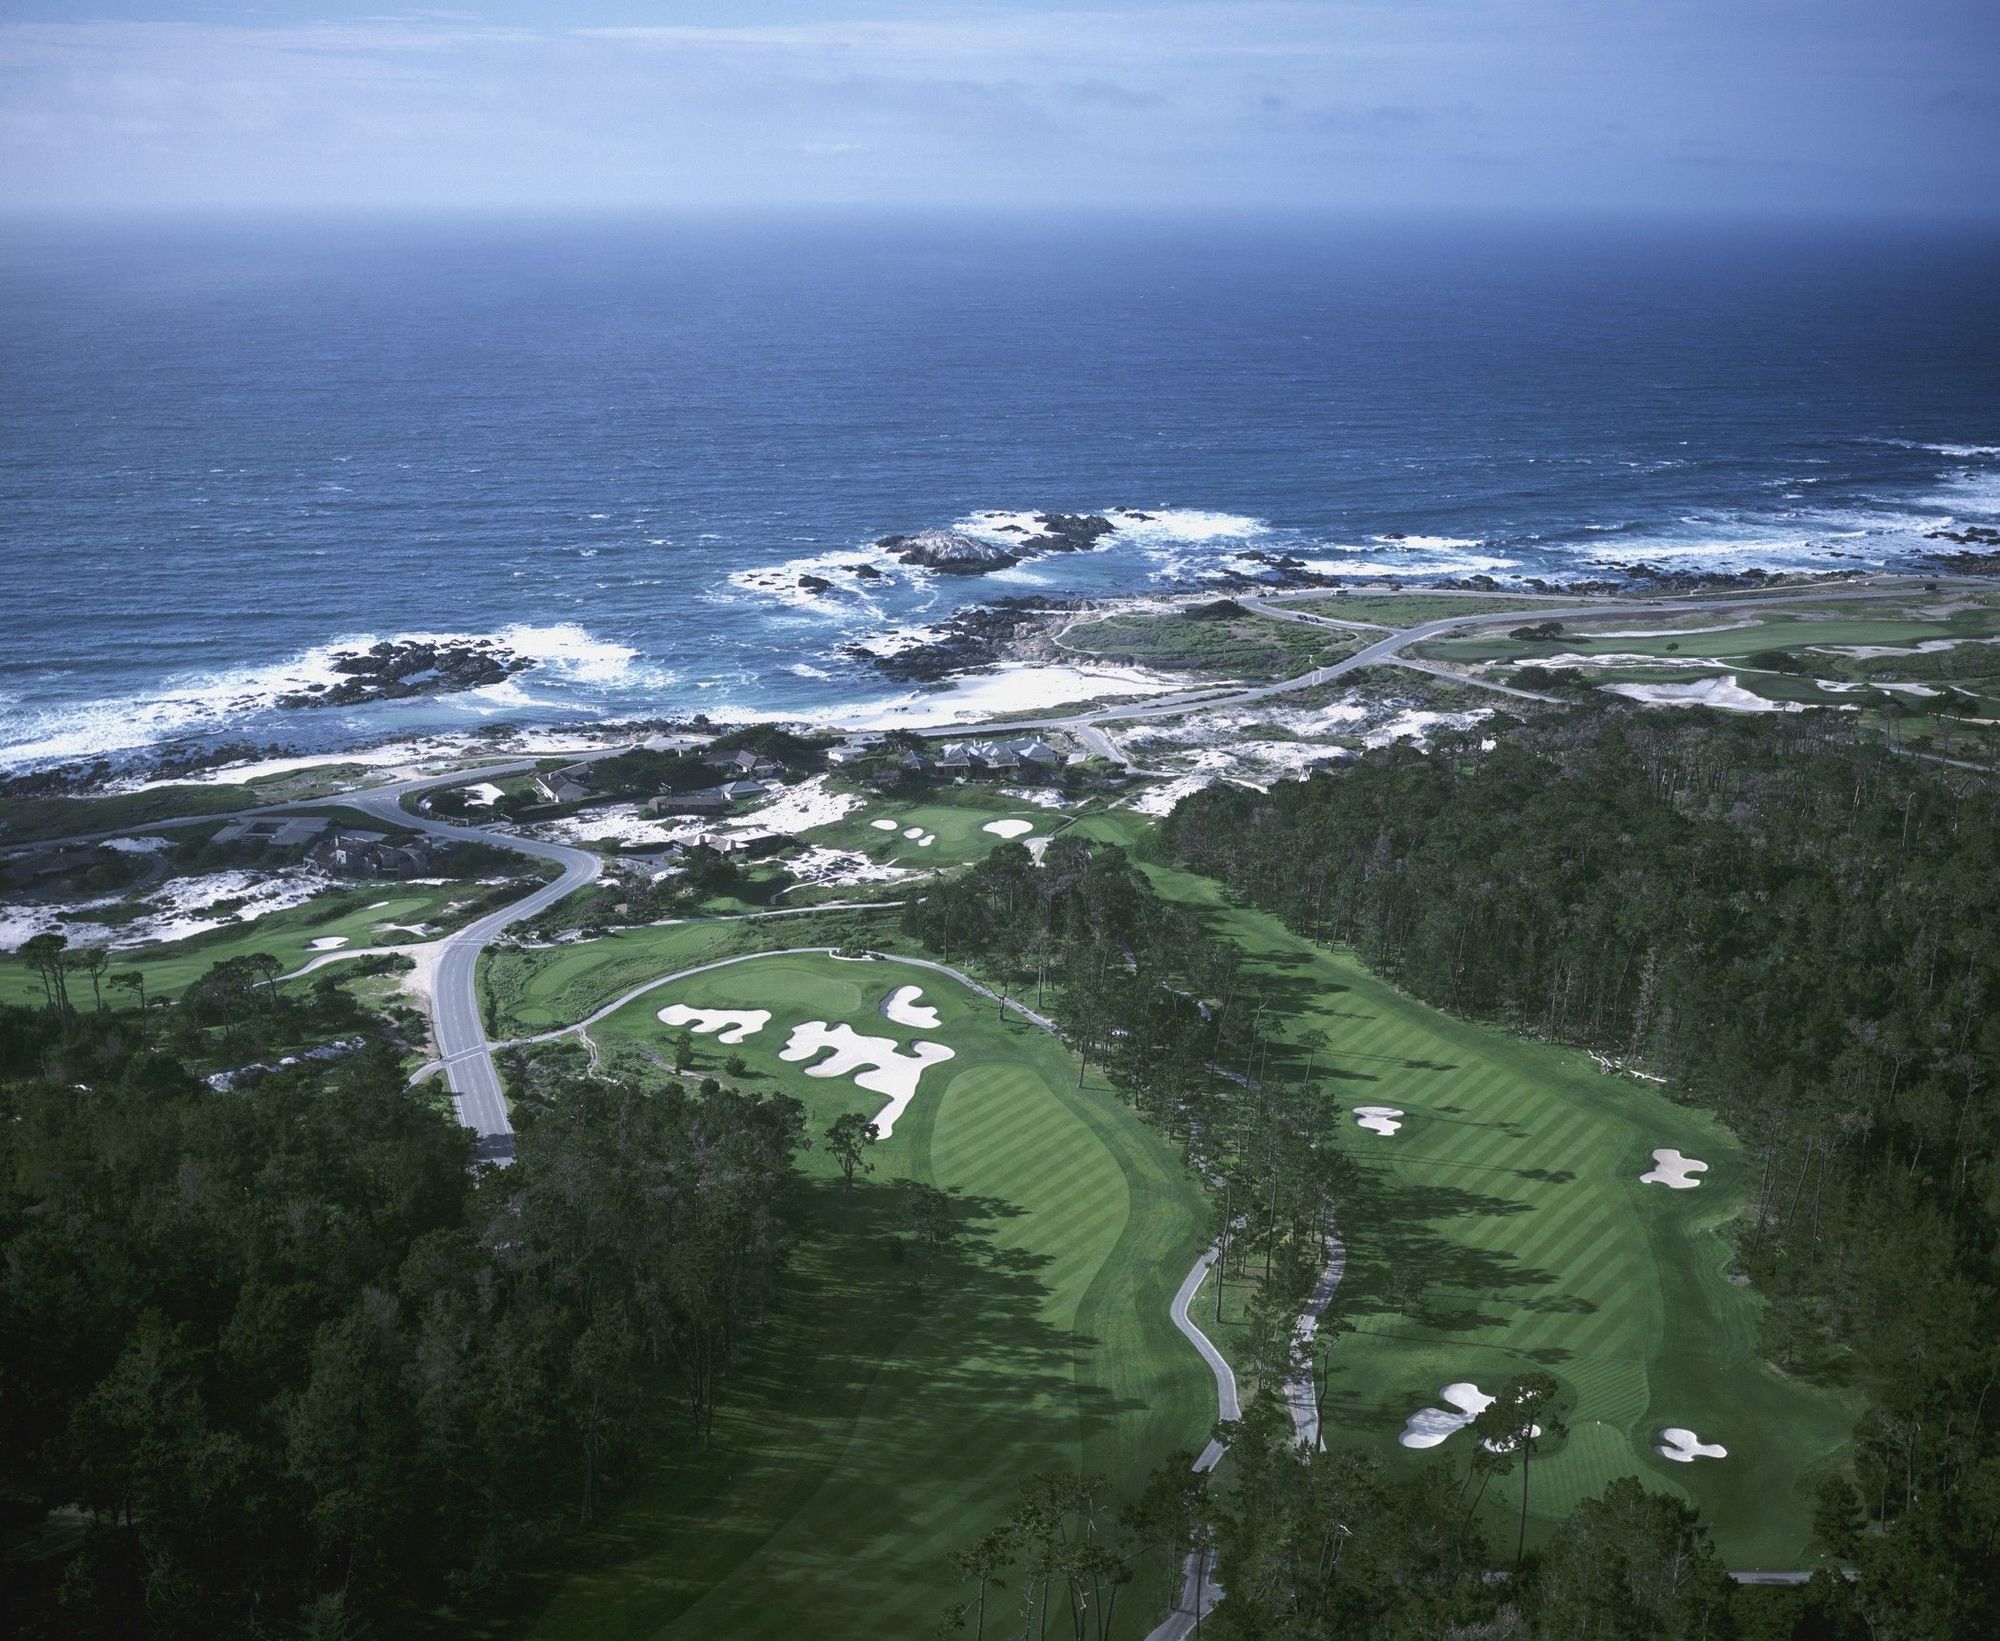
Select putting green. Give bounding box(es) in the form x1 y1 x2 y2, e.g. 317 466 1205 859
526 952 1211 1638
1073 818 1855 1567
803 794 1058 867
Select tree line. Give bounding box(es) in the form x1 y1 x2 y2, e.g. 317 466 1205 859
1161 710 2000 1634
0 1001 804 1637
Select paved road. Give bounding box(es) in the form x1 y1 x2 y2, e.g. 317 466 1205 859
345 784 602 1164
917 576 1974 741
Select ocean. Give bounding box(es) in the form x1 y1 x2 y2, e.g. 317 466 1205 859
2 212 1995 771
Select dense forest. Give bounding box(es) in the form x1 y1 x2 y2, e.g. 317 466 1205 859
1160 711 2000 1635
0 1000 803 1636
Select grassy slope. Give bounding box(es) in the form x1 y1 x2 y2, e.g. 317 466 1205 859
0 769 395 845
1422 608 2000 666
480 907 905 1037
523 953 1210 1639
1074 812 1855 1567
802 791 1063 868
1289 594 1563 623
1059 609 1356 678
0 882 480 1005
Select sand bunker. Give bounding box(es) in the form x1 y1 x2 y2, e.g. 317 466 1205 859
982 818 1035 839
1399 1383 1541 1451
1399 1382 1494 1449
882 985 941 1029
1354 1105 1405 1136
902 826 924 839
871 818 899 831
1604 676 1805 713
779 1021 955 1137
308 936 350 950
657 1004 772 1044
1641 1148 1709 1189
1657 1427 1727 1462
917 834 936 847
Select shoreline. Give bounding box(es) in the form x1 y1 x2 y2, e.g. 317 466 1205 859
3 560 1992 799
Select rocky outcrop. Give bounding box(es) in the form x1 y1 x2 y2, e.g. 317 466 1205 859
844 598 1072 681
876 529 1023 575
279 639 526 709
1024 513 1116 552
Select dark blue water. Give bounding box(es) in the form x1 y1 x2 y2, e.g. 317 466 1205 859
2 213 1995 769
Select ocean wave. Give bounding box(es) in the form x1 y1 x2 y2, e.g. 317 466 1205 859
0 621 664 771
720 547 903 613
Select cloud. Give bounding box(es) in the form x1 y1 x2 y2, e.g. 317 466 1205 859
0 4 1991 214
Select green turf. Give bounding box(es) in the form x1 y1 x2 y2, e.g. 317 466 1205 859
1071 813 1856 1568
522 952 1212 1639
1423 608 2000 666
1286 593 1569 624
480 907 906 1037
0 881 485 1005
802 792 1063 868
1058 608 1358 678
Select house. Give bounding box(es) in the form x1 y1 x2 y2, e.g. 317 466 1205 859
648 793 732 818
710 828 789 859
826 732 885 766
934 744 975 774
213 815 332 848
535 762 595 805
898 751 935 777
702 747 782 778
1011 738 1061 768
308 828 433 878
714 778 768 802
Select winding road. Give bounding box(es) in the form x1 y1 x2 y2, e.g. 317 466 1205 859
344 782 604 1162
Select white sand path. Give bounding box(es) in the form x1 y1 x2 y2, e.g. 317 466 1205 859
657 1004 771 1044
1641 1147 1709 1189
779 1020 955 1138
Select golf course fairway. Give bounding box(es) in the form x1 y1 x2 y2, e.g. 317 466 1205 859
1073 814 1856 1568
521 951 1211 1638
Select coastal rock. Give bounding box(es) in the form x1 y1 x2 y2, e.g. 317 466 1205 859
1023 513 1116 552
798 574 835 594
844 597 1072 681
280 639 526 709
877 529 1022 575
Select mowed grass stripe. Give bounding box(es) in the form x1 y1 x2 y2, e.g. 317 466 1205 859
524 954 1210 1640
1100 843 1856 1568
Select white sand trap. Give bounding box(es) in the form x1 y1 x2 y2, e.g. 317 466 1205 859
779 1021 955 1138
918 834 936 847
902 826 925 839
1641 1148 1709 1189
1399 1382 1494 1449
657 1004 772 1045
1398 1383 1541 1451
1354 1105 1405 1136
1657 1427 1728 1462
871 818 899 831
308 936 350 950
982 818 1035 839
1604 676 1806 713
882 985 941 1029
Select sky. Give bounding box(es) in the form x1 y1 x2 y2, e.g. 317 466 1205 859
0 2 1994 216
